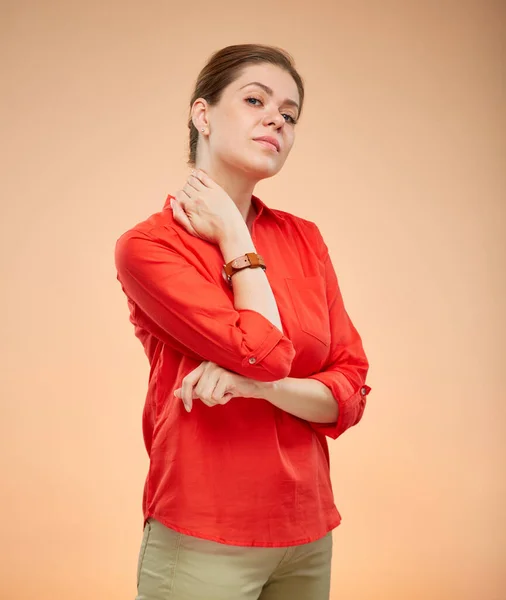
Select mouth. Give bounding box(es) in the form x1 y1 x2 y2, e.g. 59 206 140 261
253 137 280 153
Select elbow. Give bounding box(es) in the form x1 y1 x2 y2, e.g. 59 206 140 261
254 361 293 382
240 336 295 382
335 385 370 435
234 310 295 380
307 374 371 439
261 337 295 379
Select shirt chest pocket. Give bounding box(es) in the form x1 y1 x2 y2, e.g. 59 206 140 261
285 275 331 347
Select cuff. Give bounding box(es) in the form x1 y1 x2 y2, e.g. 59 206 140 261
307 370 371 439
238 309 295 381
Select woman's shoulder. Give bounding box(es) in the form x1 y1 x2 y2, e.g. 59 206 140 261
116 196 179 244
275 208 324 241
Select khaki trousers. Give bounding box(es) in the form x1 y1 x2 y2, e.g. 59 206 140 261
136 518 333 600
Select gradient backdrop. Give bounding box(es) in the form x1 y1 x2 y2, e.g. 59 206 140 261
2 1 505 599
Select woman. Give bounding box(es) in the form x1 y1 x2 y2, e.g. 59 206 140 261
115 43 371 600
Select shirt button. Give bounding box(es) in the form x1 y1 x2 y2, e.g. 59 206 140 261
360 386 367 396
248 357 257 364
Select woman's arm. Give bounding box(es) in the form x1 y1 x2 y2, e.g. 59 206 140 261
219 224 283 333
116 172 297 382
115 227 294 382
254 377 339 424
299 222 371 439
173 170 284 332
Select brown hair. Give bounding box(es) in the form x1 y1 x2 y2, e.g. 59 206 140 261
187 44 305 166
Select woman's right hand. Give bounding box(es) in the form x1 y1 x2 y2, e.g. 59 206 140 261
171 170 246 245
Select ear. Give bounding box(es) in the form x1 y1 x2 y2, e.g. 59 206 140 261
191 97 210 133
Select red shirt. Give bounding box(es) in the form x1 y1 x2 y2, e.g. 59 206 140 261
115 192 371 547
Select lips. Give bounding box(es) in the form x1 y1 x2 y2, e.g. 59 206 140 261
253 136 280 152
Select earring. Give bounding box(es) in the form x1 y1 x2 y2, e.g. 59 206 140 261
201 128 205 132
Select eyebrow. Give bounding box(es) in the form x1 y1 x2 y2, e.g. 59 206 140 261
239 81 300 113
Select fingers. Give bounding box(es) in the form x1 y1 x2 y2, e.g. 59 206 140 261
191 168 213 188
179 362 206 412
194 377 220 406
196 371 234 406
212 377 229 404
175 189 189 206
186 174 204 192
171 192 199 237
175 362 235 412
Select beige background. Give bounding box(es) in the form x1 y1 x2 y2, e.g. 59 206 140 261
1 1 505 598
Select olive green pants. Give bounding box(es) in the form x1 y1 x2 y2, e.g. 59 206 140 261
136 518 333 599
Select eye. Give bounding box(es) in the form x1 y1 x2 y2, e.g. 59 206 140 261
246 97 298 124
246 97 263 106
282 114 297 125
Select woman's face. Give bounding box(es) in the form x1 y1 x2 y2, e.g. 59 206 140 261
195 62 301 180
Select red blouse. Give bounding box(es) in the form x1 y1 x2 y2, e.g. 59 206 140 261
115 193 371 547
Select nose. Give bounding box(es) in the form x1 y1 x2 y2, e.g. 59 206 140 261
263 107 285 129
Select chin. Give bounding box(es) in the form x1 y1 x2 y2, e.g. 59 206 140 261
220 148 285 180
242 156 285 181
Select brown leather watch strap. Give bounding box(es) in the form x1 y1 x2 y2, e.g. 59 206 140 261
222 252 266 285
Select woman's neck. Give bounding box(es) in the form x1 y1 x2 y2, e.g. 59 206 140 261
195 161 258 225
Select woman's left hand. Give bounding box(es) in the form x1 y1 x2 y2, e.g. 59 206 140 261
174 361 262 412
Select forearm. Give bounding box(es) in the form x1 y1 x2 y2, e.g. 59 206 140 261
254 377 339 424
220 228 283 332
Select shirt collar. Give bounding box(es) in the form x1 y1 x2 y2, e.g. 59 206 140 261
164 193 286 222
251 194 286 222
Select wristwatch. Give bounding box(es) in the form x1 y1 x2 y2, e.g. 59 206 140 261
222 252 266 285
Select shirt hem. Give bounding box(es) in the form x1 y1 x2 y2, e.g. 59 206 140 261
144 513 342 548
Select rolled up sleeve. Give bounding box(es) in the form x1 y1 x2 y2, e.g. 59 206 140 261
306 226 372 439
115 228 295 381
